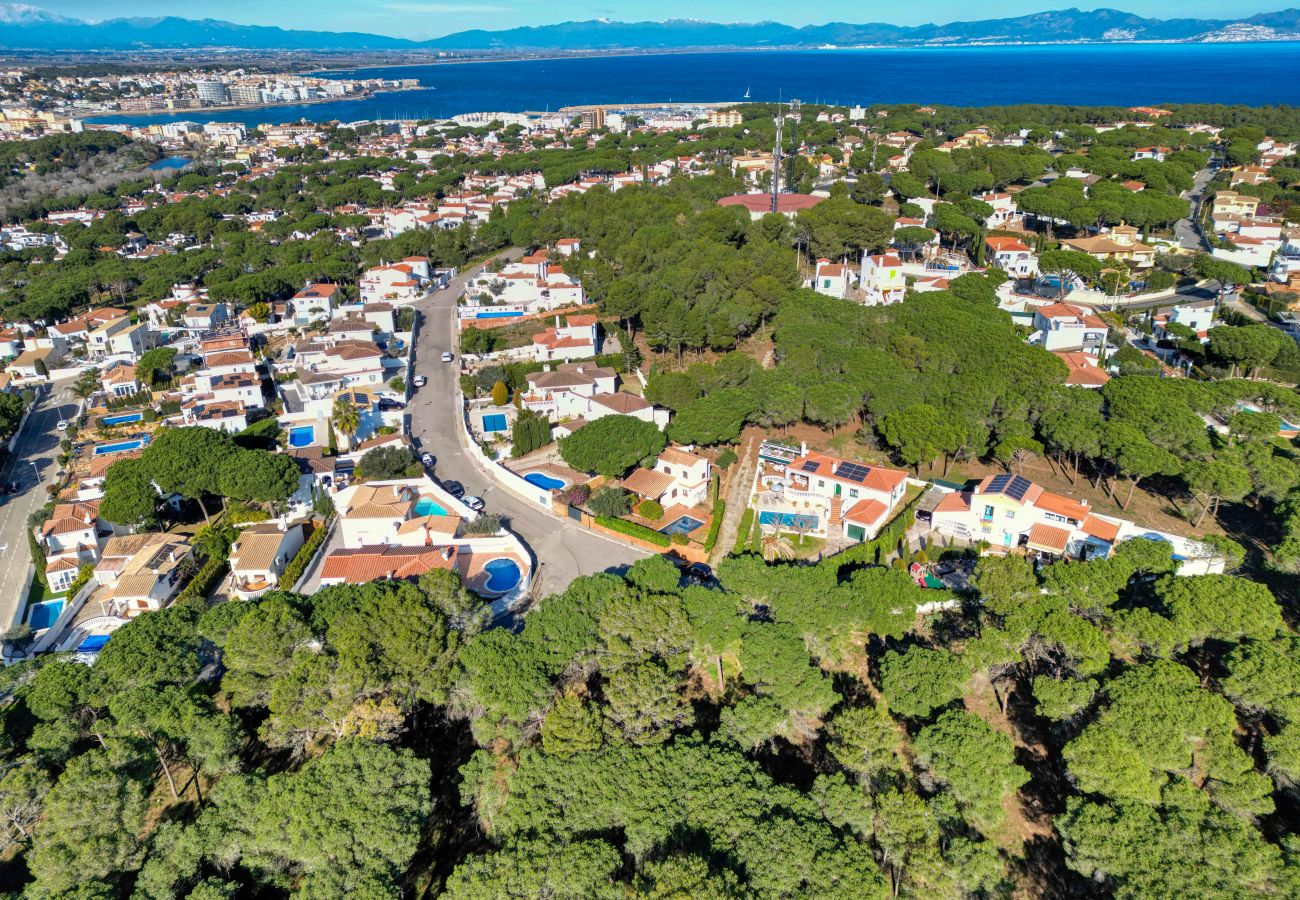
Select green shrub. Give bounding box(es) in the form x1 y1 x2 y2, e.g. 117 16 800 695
463 513 503 535
65 563 94 600
279 522 326 590
142 408 158 423
589 486 630 518
389 376 406 393
226 506 271 525
595 516 670 547
732 509 754 555
670 533 688 546
637 499 664 521
716 448 738 469
703 500 725 552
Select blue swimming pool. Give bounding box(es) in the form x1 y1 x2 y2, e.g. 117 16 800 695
482 558 522 594
288 426 315 448
758 512 820 531
660 515 705 536
483 413 508 433
26 599 64 630
77 634 111 653
475 310 523 319
102 412 143 426
524 472 567 491
414 498 448 517
93 436 149 455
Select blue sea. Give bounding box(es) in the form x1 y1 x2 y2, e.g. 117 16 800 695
88 43 1300 127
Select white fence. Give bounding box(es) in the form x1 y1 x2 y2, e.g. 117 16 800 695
28 576 99 656
454 394 556 509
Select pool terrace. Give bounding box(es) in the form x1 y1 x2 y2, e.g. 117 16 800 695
508 461 586 494
631 502 713 542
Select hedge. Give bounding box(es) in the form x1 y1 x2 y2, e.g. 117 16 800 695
828 493 922 572
279 521 327 590
732 509 754 555
595 516 670 548
177 555 228 604
703 499 725 552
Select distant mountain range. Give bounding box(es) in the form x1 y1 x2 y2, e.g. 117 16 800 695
2 5 1300 52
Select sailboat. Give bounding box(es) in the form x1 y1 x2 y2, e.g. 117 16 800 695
743 86 751 99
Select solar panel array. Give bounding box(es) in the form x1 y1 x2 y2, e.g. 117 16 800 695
801 460 820 472
987 474 1012 493
836 462 871 483
986 474 1033 500
1006 475 1033 501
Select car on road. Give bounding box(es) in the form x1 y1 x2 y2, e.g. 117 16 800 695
55 420 70 431
413 375 428 388
463 495 485 512
441 480 464 498
377 398 405 411
421 452 435 468
441 352 454 363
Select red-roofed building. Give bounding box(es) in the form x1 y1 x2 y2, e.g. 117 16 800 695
1053 351 1111 388
717 192 824 220
1032 302 1109 354
360 261 428 304
927 474 1129 561
319 544 459 585
984 236 1037 277
759 448 909 542
860 251 905 306
810 258 853 299
532 314 599 362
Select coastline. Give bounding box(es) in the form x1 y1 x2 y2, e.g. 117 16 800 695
81 84 422 123
304 38 1300 75
81 42 1300 127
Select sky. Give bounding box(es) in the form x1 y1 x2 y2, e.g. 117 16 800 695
26 0 1291 39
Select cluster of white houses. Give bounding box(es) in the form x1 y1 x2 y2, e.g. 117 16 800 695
748 442 1224 573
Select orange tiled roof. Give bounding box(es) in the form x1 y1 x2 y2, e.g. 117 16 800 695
320 545 457 582
1026 522 1071 553
843 498 888 527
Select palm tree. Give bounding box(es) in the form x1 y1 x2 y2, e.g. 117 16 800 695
761 526 795 562
331 396 361 449
70 372 99 404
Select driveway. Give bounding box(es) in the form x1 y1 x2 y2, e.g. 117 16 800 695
1174 164 1216 251
405 256 646 597
0 385 79 630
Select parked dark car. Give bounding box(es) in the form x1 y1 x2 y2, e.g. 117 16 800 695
378 398 405 411
683 562 714 584
441 480 465 498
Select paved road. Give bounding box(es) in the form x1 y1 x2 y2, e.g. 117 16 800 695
0 385 78 630
406 259 646 598
1174 164 1217 251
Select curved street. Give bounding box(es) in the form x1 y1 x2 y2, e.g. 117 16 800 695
0 385 78 630
405 258 646 598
